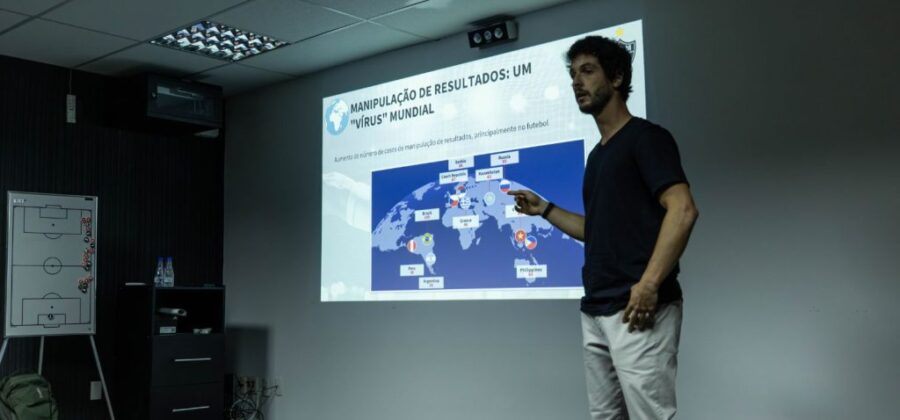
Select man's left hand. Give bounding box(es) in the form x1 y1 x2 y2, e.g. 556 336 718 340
623 281 659 332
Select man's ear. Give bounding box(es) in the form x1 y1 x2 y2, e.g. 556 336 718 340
612 72 624 89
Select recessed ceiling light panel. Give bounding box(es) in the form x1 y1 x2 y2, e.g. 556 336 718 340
151 21 287 62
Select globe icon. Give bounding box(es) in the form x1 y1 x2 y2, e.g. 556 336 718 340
325 99 350 136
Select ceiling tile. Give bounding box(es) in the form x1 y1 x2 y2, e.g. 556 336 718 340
0 18 134 68
304 0 424 19
0 9 27 32
0 0 66 16
43 0 246 40
192 63 293 96
239 22 422 76
374 0 571 39
211 0 358 43
79 43 225 77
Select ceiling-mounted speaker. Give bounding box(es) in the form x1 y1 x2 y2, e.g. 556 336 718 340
467 20 517 49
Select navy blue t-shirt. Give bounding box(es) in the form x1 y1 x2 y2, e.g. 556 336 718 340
581 117 688 316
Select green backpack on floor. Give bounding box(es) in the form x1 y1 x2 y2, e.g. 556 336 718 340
0 373 58 420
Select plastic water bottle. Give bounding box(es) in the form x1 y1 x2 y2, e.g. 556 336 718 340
164 257 175 287
154 257 164 287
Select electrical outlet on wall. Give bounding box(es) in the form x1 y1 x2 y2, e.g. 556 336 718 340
66 94 76 124
90 381 102 400
237 375 259 395
272 376 283 396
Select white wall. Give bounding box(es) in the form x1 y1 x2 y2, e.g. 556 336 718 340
223 0 900 418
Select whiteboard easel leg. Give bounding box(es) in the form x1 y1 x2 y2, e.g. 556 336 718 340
89 335 115 420
0 338 7 367
38 336 44 375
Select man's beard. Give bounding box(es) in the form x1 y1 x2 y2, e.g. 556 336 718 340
578 85 613 115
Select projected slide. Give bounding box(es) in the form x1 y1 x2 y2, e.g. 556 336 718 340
322 20 646 301
371 140 584 291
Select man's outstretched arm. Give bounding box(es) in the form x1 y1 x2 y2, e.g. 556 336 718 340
507 190 585 241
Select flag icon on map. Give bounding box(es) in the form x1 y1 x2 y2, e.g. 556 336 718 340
525 235 538 250
515 229 526 243
499 179 511 193
407 239 417 253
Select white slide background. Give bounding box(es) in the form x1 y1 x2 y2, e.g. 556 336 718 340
321 20 645 302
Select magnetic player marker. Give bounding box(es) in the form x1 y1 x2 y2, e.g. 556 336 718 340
77 275 94 293
84 236 90 243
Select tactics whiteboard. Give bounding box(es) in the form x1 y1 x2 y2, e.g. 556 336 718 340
5 192 97 337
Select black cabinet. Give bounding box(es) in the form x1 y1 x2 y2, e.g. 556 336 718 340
115 285 225 420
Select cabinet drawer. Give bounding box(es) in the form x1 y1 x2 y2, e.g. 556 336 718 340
150 382 223 420
151 334 224 386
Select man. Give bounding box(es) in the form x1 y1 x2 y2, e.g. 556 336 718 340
508 36 699 419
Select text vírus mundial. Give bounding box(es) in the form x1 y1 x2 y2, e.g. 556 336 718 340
350 103 435 129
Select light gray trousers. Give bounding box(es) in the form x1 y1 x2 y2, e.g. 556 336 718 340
581 301 683 420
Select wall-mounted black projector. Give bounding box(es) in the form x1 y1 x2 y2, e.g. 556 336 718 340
145 74 222 129
110 74 223 137
467 20 518 49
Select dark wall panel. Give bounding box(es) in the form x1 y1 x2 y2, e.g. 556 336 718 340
0 55 223 419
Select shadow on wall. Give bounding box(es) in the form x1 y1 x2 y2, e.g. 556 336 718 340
226 326 270 378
